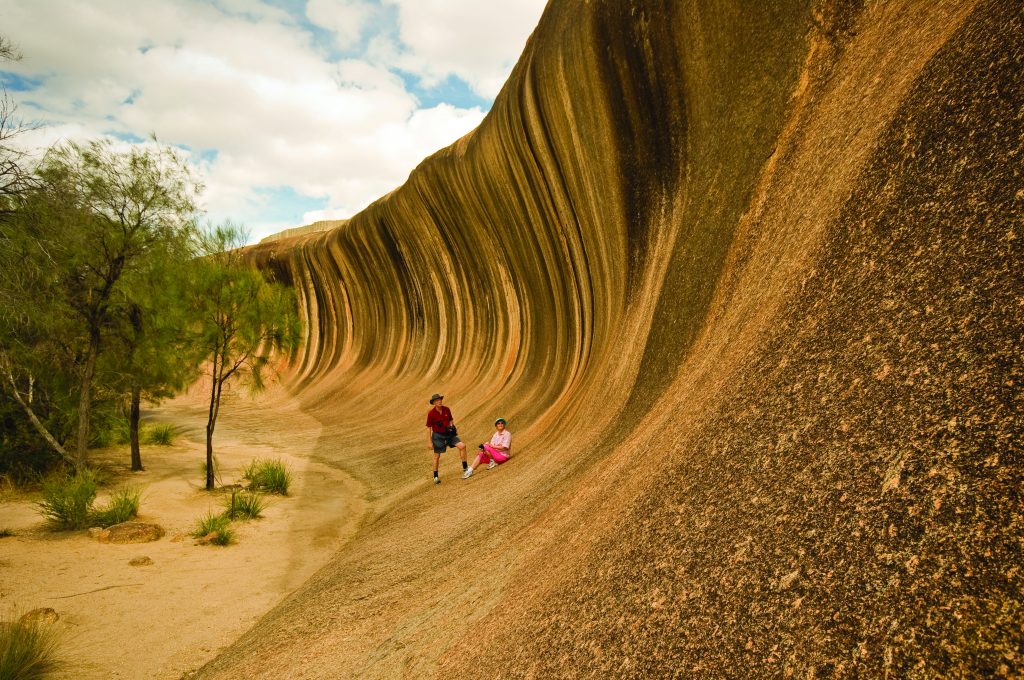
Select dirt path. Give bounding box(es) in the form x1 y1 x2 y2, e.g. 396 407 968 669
0 383 367 679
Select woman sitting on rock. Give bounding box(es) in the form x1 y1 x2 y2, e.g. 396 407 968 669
462 418 511 479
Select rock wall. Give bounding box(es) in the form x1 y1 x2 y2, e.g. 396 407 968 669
209 0 1022 677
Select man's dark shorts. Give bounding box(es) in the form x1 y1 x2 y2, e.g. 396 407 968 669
432 432 462 453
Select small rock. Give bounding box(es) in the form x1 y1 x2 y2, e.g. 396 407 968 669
129 556 154 567
196 531 219 545
88 527 109 540
779 569 801 591
102 522 164 544
20 608 59 624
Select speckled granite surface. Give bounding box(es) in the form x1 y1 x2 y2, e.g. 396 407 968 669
198 1 1021 677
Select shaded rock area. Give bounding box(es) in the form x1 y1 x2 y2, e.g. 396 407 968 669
200 0 1022 678
92 522 164 544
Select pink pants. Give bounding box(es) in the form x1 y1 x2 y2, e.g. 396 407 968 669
479 444 509 464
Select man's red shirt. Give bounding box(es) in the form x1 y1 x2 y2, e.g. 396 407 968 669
426 406 453 433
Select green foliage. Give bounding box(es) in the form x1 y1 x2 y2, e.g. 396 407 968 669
243 458 292 496
111 416 132 446
0 528 13 537
143 424 175 446
0 380 71 480
0 137 201 469
86 402 130 449
88 486 141 528
191 511 233 546
37 470 98 530
193 224 301 490
0 615 61 680
223 490 265 520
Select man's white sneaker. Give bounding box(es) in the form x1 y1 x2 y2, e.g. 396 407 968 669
434 477 440 485
487 461 497 470
462 468 474 479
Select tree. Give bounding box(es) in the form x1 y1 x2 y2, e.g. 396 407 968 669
193 225 300 490
0 35 34 218
0 139 200 469
107 241 202 470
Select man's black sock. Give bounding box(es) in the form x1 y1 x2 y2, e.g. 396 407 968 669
462 461 468 470
433 471 439 478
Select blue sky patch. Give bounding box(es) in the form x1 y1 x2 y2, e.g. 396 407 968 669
400 72 491 110
0 71 43 92
249 185 327 225
108 130 147 143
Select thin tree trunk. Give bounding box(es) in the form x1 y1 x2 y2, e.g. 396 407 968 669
130 382 143 471
75 333 99 470
205 351 220 491
4 366 75 466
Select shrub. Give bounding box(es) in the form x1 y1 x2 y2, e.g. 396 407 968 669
243 458 291 496
0 615 61 680
88 406 129 449
37 471 98 530
112 417 132 446
0 529 13 538
89 487 141 528
191 511 233 546
144 424 175 446
223 490 265 520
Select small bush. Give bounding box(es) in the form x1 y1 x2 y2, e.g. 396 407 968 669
0 615 61 679
89 487 141 528
0 475 15 502
144 424 175 446
37 471 98 530
89 407 129 449
243 458 291 496
112 417 132 446
0 529 13 538
191 511 233 546
223 491 265 520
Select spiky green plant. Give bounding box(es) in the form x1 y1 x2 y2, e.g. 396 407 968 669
0 615 61 679
223 490 266 520
242 458 291 496
191 511 233 546
37 471 98 530
89 487 141 528
143 424 175 446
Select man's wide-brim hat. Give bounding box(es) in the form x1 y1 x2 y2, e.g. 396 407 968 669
429 393 444 404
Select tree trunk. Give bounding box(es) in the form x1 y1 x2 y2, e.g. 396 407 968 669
3 365 75 466
206 363 219 490
75 333 99 470
130 382 143 471
205 420 215 490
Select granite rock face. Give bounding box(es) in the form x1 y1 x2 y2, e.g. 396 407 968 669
215 0 1021 677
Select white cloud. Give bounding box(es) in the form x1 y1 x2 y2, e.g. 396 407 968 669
306 0 372 49
381 0 548 99
0 0 542 243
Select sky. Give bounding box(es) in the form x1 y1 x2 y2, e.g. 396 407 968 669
0 0 548 242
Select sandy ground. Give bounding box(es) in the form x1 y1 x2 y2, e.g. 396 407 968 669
0 383 366 679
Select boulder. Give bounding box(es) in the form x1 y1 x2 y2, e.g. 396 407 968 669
129 556 154 566
20 608 59 624
97 522 164 544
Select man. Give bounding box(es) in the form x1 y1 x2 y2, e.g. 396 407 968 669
425 393 468 484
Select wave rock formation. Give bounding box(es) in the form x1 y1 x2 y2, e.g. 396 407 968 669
202 0 1022 677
